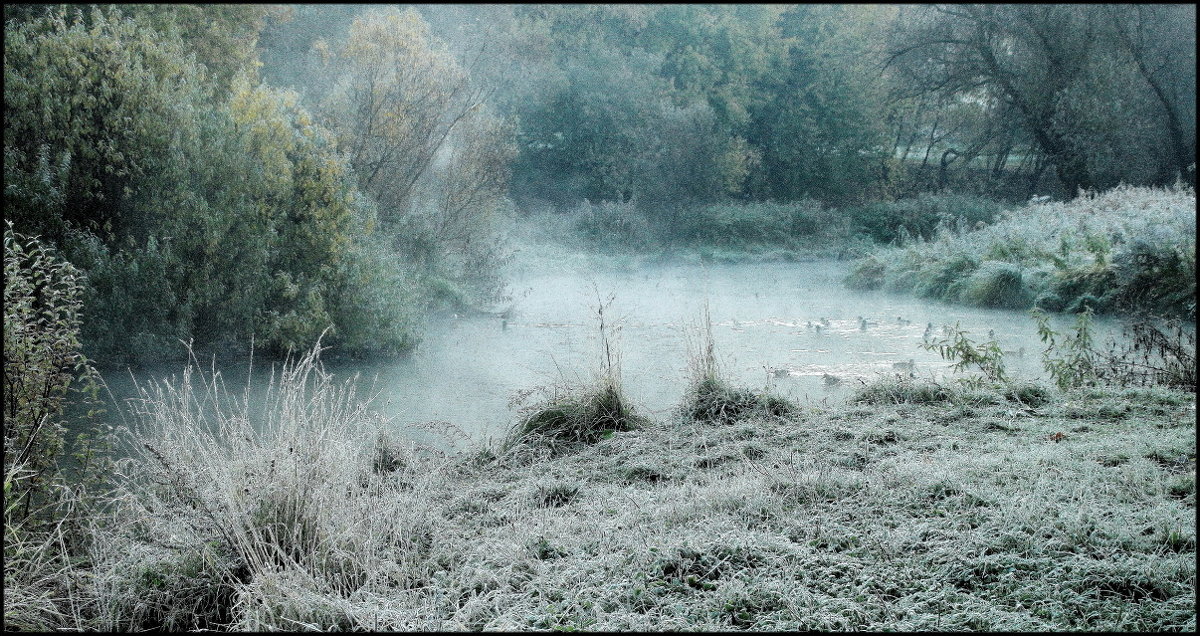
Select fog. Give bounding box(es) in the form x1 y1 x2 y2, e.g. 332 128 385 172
93 259 1129 448
7 6 1195 631
69 3 1188 446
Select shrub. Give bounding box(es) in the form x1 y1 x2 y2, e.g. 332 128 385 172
573 200 657 250
912 253 979 300
844 257 886 291
678 304 796 424
1034 290 1066 312
845 193 1004 245
3 225 102 520
325 232 422 358
1110 237 1196 318
846 186 1196 319
98 338 458 630
1036 308 1196 392
663 200 844 251
6 11 425 362
921 323 1008 385
4 225 109 631
1064 293 1107 314
86 535 242 631
504 293 645 454
957 261 1033 309
1003 380 1056 407
1113 319 1196 391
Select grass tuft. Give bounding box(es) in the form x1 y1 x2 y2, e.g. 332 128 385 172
503 290 646 454
852 375 959 405
680 304 797 424
684 376 796 424
505 382 646 454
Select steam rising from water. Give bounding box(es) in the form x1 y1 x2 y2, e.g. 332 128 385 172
96 261 1127 445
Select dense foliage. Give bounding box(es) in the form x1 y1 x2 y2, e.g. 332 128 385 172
846 186 1196 318
5 4 1194 361
3 226 108 631
3 225 98 521
3 6 478 361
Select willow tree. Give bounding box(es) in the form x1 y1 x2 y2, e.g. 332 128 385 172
888 5 1108 193
887 4 1196 193
317 7 514 304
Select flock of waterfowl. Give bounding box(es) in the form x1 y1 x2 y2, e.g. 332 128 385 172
784 314 1026 386
493 305 1025 390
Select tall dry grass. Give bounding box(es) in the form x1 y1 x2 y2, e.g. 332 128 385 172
89 339 457 629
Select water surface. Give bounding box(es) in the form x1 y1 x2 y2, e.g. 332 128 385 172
94 261 1127 444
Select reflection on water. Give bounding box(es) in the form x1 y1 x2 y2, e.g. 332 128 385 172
92 261 1127 444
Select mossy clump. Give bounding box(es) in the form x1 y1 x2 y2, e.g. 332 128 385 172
843 256 886 291
505 382 646 454
1034 290 1066 312
683 377 796 425
913 253 979 300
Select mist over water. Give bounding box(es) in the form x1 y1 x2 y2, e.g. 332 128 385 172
95 260 1127 446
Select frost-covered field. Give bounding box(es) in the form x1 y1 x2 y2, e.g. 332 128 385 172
70 351 1195 631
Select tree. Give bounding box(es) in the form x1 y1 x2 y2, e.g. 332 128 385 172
888 5 1106 193
5 8 419 360
316 7 514 306
504 5 773 207
1104 4 1196 185
4 7 209 242
318 8 487 217
747 5 891 202
886 4 1196 194
3 4 276 89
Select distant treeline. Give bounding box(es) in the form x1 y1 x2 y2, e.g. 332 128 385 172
4 4 1195 361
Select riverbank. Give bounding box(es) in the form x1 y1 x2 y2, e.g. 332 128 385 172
59 362 1196 631
845 185 1196 319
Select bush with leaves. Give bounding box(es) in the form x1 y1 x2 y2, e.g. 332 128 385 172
844 193 1005 245
3 225 111 631
921 323 1008 387
1034 308 1196 391
3 225 102 520
5 9 422 361
1033 309 1102 390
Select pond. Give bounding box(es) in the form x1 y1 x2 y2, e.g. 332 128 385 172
91 260 1128 447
